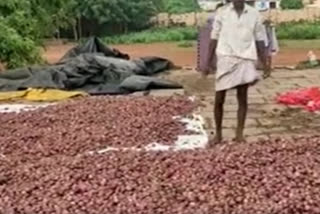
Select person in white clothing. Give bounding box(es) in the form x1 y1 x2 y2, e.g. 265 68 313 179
264 19 279 69
203 0 270 144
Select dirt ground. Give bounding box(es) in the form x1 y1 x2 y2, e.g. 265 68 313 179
43 42 320 67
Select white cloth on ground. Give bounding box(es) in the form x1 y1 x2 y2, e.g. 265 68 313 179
215 56 261 91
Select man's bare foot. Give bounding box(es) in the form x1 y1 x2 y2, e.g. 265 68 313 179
208 134 223 148
234 135 246 143
211 135 222 146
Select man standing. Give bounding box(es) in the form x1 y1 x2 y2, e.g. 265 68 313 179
203 0 270 144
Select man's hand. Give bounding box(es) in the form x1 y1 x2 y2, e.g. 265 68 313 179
256 41 270 79
263 70 271 79
263 62 271 79
201 72 209 79
263 68 271 79
201 39 217 79
201 62 213 79
201 67 211 79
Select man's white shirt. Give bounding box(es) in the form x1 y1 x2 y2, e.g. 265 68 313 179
211 4 267 60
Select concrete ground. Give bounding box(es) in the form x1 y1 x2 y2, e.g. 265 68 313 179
153 68 320 141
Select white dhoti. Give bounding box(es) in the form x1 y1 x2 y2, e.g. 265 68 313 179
215 56 261 91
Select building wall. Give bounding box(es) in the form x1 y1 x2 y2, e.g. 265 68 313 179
253 1 281 10
198 0 281 11
153 7 320 27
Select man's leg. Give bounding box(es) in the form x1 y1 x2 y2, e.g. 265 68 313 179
213 90 226 143
236 84 249 142
268 56 272 69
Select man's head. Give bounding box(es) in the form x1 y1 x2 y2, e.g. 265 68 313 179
231 0 245 9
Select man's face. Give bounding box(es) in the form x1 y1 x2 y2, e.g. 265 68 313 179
231 0 245 8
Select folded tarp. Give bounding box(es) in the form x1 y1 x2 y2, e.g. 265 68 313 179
0 37 181 95
60 37 130 62
0 88 87 102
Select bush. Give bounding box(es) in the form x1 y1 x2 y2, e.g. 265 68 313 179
103 27 197 44
0 20 42 69
162 0 200 14
280 0 304 9
277 21 320 40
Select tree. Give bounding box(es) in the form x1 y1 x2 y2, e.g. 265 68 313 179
0 19 41 69
0 0 78 40
78 0 157 33
162 0 200 14
0 0 72 68
0 0 169 68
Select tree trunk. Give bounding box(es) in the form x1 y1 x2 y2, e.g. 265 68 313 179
57 29 61 40
73 23 78 41
124 24 128 34
78 16 82 40
156 14 159 27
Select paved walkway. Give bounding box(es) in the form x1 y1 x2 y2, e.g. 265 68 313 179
156 69 320 141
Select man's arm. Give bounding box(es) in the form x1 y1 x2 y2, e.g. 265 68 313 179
204 39 218 76
256 40 270 77
203 11 222 76
254 16 271 78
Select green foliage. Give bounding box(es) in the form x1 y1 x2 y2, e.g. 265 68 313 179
277 21 320 40
162 0 200 14
103 27 197 44
0 20 41 69
30 0 79 37
79 0 157 31
0 0 37 39
0 0 78 68
280 0 304 9
0 0 30 16
0 0 75 39
0 0 201 68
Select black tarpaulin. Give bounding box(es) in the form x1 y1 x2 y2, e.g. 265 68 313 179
60 37 130 62
0 37 181 95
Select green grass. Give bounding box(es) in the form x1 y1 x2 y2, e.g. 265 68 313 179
277 21 320 40
177 40 194 48
279 40 320 49
103 27 197 44
101 21 320 47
